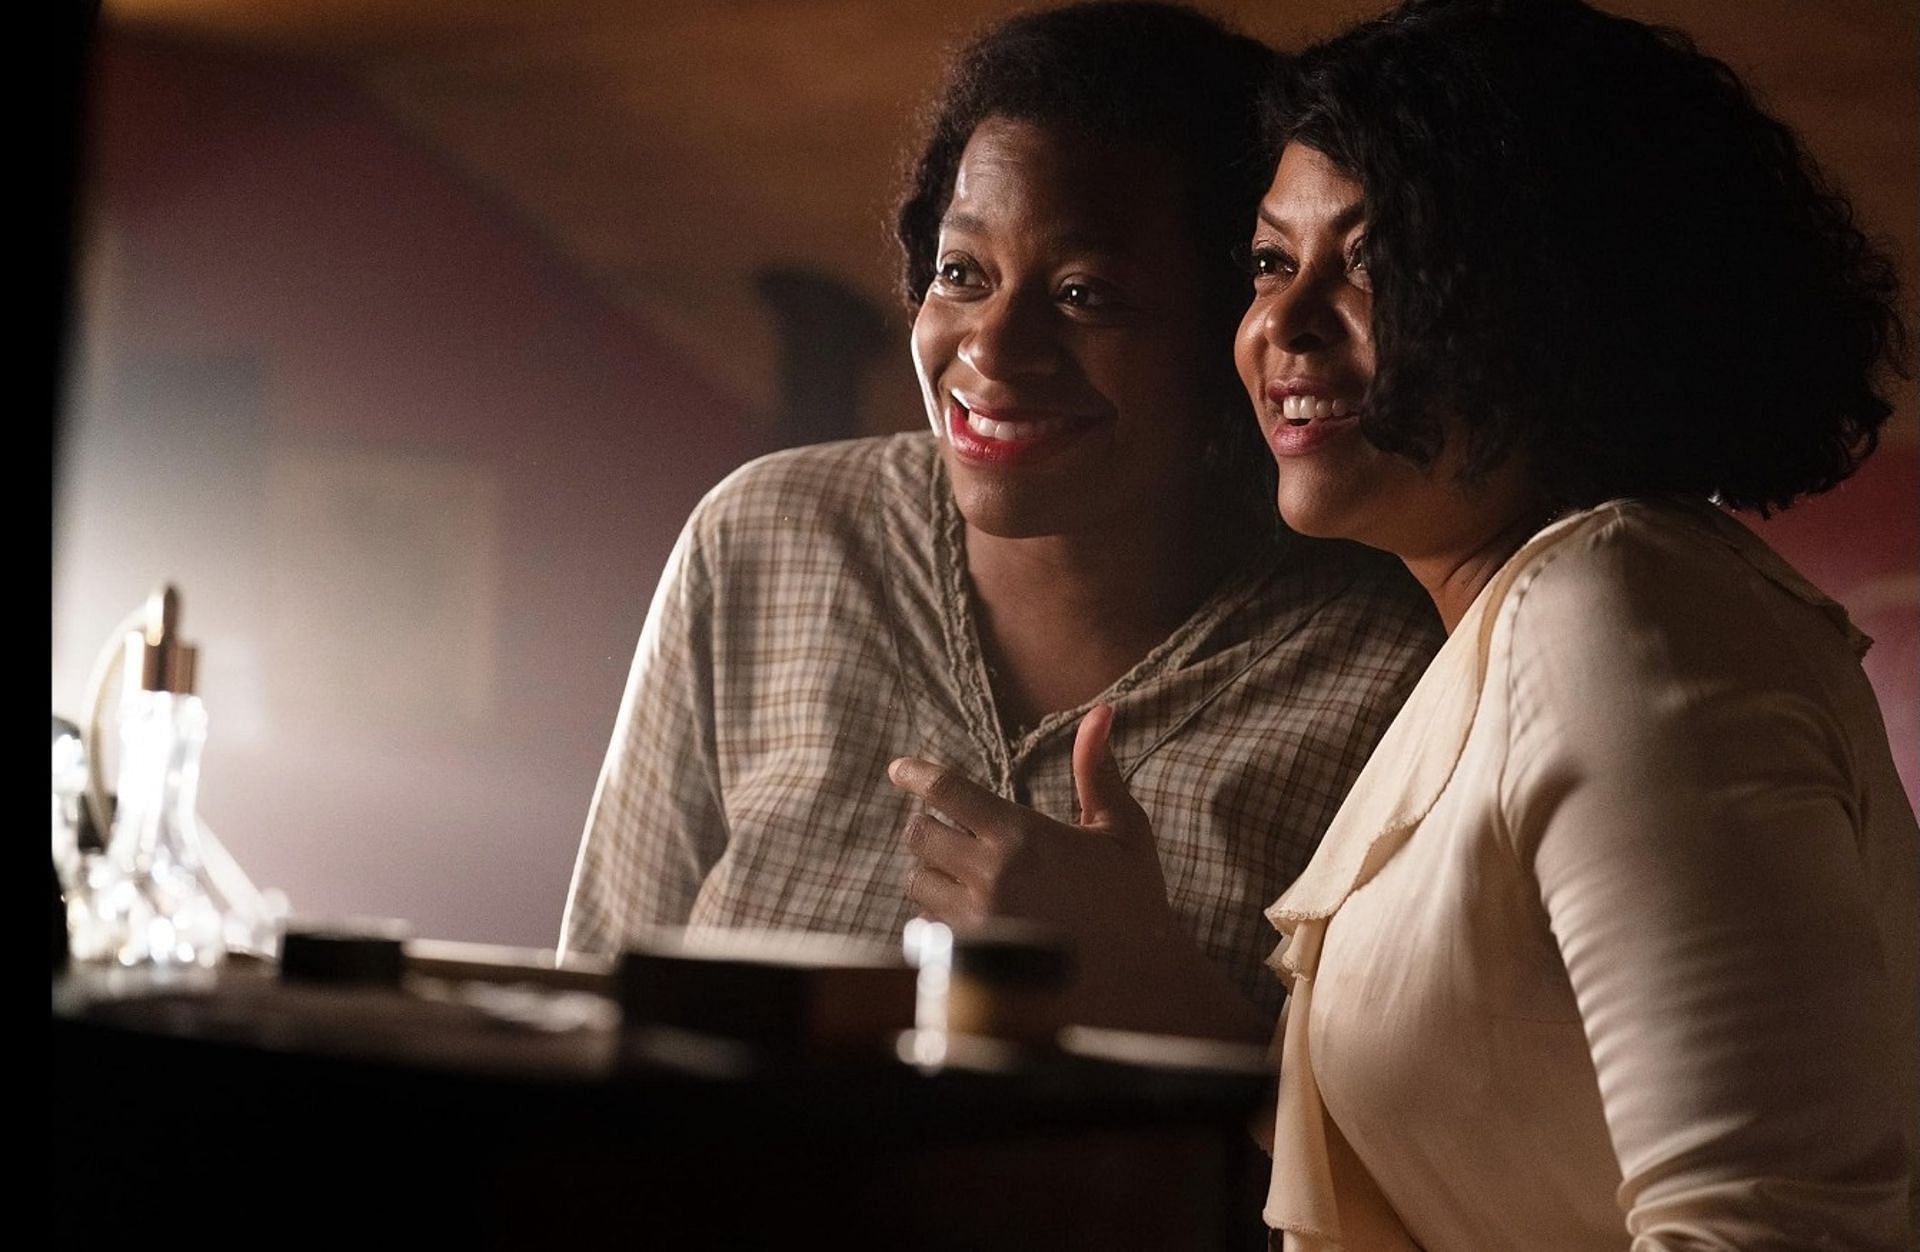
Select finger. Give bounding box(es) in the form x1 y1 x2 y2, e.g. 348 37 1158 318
904 861 976 926
887 757 1027 838
902 813 991 886
1072 703 1145 831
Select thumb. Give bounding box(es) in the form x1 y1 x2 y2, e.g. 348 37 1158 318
1073 703 1143 832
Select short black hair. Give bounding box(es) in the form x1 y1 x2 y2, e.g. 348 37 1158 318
895 2 1279 517
1265 0 1907 513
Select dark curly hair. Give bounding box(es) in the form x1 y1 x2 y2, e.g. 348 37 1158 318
1264 0 1907 514
895 2 1280 519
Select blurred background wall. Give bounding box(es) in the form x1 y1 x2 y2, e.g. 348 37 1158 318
51 0 1918 947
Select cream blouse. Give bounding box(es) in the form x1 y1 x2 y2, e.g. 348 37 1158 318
1263 498 1919 1251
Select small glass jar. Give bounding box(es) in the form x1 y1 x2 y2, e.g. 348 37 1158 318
92 687 228 968
903 918 1074 1051
946 926 1074 1048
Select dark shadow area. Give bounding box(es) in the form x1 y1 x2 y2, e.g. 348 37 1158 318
755 263 893 448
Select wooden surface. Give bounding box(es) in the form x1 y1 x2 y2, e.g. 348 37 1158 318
50 960 1275 1249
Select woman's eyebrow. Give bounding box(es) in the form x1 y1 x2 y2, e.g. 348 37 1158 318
938 210 1131 256
938 209 991 237
1256 200 1366 235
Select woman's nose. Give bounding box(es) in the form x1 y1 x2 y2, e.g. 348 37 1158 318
959 290 1061 380
1257 278 1346 355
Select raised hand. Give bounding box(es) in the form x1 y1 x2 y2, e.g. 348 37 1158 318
886 704 1177 948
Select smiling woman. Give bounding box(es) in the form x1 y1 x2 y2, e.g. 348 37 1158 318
558 3 1442 1063
1232 1 1918 1247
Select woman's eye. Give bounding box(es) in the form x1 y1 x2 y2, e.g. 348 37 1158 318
1247 245 1295 282
1059 280 1106 309
1346 239 1373 291
935 256 980 287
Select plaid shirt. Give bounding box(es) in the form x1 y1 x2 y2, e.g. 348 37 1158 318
560 433 1441 1021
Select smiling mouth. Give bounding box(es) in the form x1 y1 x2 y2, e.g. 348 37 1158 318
1276 394 1357 426
960 404 1079 443
945 398 1097 463
1262 388 1365 458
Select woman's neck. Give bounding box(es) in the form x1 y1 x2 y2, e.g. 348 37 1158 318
1403 502 1552 633
963 503 1239 734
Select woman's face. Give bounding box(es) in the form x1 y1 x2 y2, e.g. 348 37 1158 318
911 116 1217 540
1236 145 1536 563
1234 144 1409 547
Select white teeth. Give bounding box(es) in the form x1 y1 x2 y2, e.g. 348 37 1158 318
1279 395 1354 425
964 409 1066 442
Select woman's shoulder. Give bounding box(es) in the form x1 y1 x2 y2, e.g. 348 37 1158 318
1504 498 1861 641
1492 496 1870 697
1517 496 1735 573
689 432 936 536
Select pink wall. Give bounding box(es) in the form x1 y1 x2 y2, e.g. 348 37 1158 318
54 36 758 945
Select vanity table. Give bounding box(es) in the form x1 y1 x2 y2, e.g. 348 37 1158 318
50 942 1274 1250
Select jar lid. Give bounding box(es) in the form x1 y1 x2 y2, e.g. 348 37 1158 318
948 922 1073 989
124 584 198 696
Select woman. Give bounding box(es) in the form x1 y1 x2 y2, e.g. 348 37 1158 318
561 1 1441 1038
895 0 1913 1243
1235 1 1917 1247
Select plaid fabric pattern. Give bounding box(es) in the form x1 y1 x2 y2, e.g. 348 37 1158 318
560 433 1441 1022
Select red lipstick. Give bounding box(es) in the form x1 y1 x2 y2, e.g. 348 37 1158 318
945 400 1094 465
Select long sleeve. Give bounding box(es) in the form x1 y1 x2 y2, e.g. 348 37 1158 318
1502 524 1913 1250
559 511 729 957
